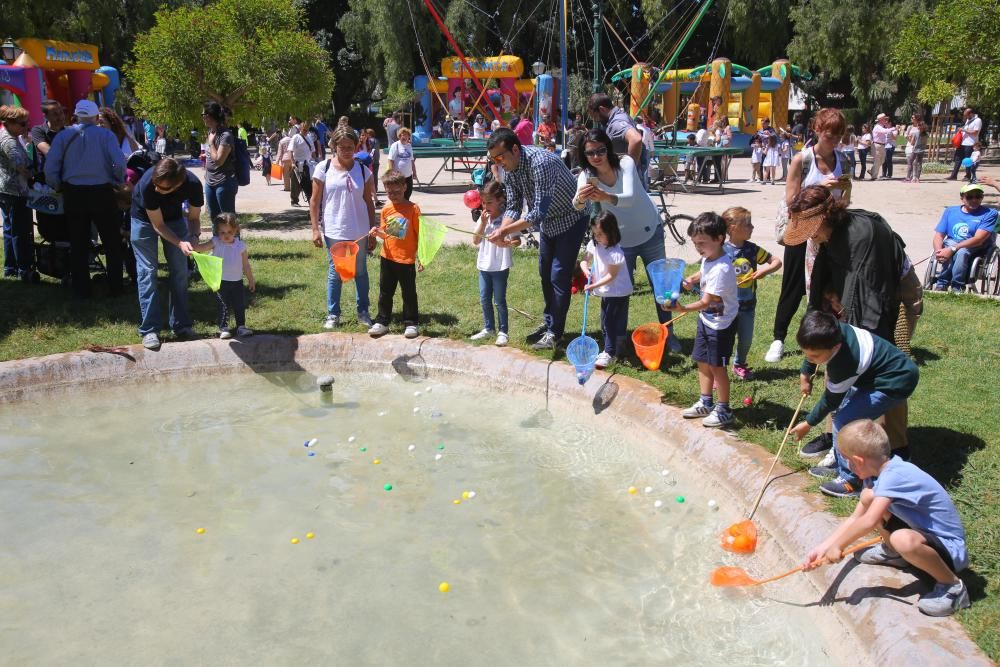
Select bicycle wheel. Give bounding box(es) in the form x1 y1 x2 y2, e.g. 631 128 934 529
666 213 692 246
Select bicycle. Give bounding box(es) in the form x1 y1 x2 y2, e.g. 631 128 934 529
649 188 690 246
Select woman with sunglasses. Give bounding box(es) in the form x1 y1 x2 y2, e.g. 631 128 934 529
130 158 204 350
572 129 677 349
202 101 237 219
0 105 38 282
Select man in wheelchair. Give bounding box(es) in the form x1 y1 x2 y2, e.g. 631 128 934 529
931 183 996 292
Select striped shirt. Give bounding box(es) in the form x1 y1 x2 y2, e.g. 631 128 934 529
503 145 585 236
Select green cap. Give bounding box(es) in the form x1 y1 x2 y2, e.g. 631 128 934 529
960 183 984 195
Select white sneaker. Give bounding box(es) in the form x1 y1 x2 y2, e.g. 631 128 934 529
368 322 389 337
764 340 784 363
323 315 340 329
470 328 493 341
594 351 612 369
703 407 734 428
817 449 836 469
236 326 254 337
219 329 232 340
142 333 161 350
681 401 713 419
404 325 419 339
495 332 509 347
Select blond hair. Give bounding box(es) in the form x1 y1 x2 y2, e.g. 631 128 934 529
837 420 891 461
722 206 752 229
329 126 359 148
0 105 30 124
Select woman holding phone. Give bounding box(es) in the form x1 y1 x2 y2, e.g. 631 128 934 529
572 129 678 349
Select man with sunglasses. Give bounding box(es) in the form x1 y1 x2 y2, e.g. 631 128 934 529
931 183 997 292
487 128 587 350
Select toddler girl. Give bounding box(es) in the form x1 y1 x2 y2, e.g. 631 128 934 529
969 142 981 183
763 135 780 185
470 181 519 346
580 211 632 369
750 135 763 182
197 213 256 338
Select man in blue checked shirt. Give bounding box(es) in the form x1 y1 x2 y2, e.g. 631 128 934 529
45 99 126 298
488 128 588 350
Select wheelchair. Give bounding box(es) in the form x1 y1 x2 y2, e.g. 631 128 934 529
922 240 1000 296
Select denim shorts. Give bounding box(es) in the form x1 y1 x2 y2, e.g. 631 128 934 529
691 317 736 367
885 514 957 572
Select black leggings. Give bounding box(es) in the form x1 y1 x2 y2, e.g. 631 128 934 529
216 279 246 329
773 242 807 342
376 256 418 326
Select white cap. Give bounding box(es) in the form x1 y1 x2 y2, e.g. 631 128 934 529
74 99 99 118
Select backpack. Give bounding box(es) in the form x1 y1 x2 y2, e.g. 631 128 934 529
234 135 252 186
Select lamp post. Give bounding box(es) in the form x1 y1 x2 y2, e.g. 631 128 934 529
2 38 20 64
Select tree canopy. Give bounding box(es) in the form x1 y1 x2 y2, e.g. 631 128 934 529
891 0 1000 113
126 0 334 128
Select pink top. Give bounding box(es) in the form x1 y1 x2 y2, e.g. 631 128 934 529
514 119 534 146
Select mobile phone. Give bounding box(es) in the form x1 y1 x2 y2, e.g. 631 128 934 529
587 177 599 187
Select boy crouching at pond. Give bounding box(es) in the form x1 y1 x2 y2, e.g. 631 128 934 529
803 419 970 617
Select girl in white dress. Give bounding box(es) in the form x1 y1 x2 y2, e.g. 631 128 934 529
762 134 780 184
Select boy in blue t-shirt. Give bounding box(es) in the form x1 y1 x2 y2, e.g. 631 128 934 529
803 419 969 617
932 183 996 292
721 206 782 379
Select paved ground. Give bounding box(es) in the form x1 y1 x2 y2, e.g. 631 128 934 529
191 157 992 268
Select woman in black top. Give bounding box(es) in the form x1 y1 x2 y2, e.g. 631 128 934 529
202 101 237 220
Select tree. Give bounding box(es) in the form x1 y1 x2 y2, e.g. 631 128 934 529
787 0 929 117
890 0 1000 114
127 0 334 128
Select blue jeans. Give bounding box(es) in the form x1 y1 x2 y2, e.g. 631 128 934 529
325 236 371 317
131 217 191 336
1 194 33 278
934 239 990 291
600 295 630 356
733 305 755 367
204 175 238 221
538 215 587 338
832 388 903 486
623 224 669 325
479 269 509 333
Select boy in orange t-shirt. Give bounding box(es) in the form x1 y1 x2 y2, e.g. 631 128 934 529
368 169 423 338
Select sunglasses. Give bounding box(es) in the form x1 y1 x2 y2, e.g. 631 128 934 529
490 148 512 163
584 147 608 158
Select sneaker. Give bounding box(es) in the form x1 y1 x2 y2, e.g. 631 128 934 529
470 328 494 341
530 332 558 350
219 329 232 340
800 432 833 458
404 325 419 339
525 323 548 343
142 333 161 350
817 449 836 468
595 351 613 369
819 477 861 498
764 340 784 363
236 326 254 337
323 315 340 329
703 407 733 428
808 465 837 479
917 580 971 617
368 323 389 337
854 543 909 569
682 401 713 419
357 312 373 327
732 364 754 380
495 332 509 347
175 326 196 339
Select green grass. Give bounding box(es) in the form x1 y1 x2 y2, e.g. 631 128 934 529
1 238 998 658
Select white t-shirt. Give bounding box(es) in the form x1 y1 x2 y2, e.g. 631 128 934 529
388 141 414 177
211 236 247 282
476 214 514 272
962 115 982 146
313 159 372 240
699 253 737 330
473 122 486 139
585 240 632 297
695 128 709 147
290 132 313 162
971 150 981 165
640 125 655 153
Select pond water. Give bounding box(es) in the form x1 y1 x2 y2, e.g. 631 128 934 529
0 371 837 665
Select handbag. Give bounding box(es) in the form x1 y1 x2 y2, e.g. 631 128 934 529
951 130 963 148
27 188 64 215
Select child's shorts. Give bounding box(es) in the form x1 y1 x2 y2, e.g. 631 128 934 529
885 514 959 572
691 316 735 367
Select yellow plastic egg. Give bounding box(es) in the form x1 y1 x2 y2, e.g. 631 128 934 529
195 527 206 534
439 582 450 593
628 486 638 495
306 532 315 540
290 538 300 544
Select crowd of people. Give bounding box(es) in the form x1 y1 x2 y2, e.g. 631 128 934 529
1 91 988 618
